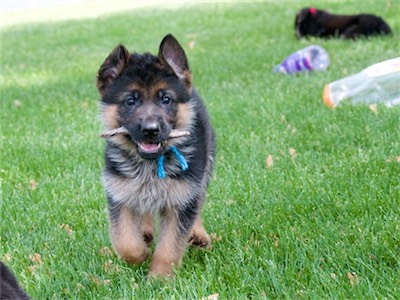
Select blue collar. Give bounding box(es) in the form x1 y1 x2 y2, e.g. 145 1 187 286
156 146 188 179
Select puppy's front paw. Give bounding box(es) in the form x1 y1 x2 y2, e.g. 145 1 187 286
148 262 175 278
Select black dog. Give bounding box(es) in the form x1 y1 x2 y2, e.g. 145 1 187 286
295 7 392 39
0 262 30 300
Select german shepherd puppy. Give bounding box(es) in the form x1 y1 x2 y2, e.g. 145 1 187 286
96 34 216 277
295 7 392 39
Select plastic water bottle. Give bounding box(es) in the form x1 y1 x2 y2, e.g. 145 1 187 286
323 57 400 108
274 45 329 74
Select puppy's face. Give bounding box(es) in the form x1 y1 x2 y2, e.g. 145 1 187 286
295 7 323 38
97 35 194 160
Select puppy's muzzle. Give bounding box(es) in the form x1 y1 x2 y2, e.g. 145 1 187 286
141 120 160 138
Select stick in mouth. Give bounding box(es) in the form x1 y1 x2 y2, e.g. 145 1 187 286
100 127 190 139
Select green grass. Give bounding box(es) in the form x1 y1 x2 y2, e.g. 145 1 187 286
1 1 400 299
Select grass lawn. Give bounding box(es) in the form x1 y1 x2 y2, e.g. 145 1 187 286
1 1 399 299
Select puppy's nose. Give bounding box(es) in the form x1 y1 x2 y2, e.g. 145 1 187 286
141 121 159 137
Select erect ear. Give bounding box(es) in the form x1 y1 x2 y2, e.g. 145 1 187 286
96 44 129 95
158 34 192 89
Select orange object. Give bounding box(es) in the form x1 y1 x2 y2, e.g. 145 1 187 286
322 84 334 108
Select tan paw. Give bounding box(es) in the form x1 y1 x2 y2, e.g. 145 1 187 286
148 261 176 278
188 228 212 249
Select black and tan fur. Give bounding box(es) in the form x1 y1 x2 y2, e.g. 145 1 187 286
295 7 392 39
96 34 215 276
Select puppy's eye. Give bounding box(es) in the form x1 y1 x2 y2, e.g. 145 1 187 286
159 91 173 105
125 96 136 106
161 95 172 105
125 92 140 107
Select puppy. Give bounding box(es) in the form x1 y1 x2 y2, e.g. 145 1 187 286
96 34 216 277
295 7 392 39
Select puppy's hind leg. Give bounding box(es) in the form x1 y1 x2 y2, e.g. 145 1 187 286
108 203 150 265
341 24 362 39
142 213 155 245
